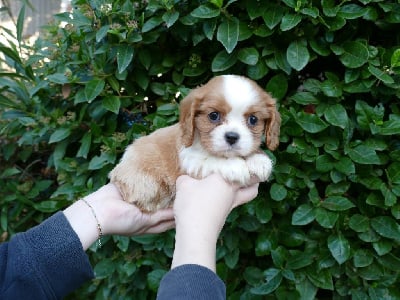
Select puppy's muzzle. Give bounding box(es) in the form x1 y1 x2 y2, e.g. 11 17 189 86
225 131 240 145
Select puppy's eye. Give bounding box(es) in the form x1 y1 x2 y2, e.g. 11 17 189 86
208 111 221 123
248 115 258 126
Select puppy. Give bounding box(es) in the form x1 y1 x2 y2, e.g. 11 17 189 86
109 75 281 212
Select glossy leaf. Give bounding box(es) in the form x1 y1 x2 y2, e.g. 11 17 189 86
328 233 351 264
287 40 310 71
83 79 105 103
347 145 381 165
280 13 302 31
371 216 400 241
292 204 315 225
251 268 282 295
339 41 369 68
217 18 239 53
117 44 134 74
191 5 220 18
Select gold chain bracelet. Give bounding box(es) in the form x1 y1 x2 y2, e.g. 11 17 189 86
81 198 103 248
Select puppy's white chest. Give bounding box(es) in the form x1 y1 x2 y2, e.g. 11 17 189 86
179 146 273 185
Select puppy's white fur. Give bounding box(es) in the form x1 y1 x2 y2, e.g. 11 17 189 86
109 75 281 212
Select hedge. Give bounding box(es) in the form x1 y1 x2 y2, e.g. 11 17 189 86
1 0 400 299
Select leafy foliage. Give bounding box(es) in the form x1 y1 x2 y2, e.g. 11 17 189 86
1 0 400 298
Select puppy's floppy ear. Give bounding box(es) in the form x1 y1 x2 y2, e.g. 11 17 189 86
264 98 281 151
179 88 202 147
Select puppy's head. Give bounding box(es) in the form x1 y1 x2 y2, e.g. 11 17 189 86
179 75 281 157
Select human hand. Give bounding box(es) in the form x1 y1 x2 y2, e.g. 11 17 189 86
85 183 175 236
171 174 259 271
174 174 259 240
64 183 175 250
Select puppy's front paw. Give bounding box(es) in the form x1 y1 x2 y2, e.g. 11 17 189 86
246 153 273 182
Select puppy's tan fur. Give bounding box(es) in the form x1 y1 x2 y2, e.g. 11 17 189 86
109 75 280 212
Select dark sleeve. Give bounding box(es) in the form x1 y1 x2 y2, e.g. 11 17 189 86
0 211 94 300
157 264 226 300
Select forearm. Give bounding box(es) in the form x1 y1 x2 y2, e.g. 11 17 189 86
64 199 100 250
171 229 218 272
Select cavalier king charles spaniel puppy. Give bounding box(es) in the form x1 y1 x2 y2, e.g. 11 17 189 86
109 75 281 212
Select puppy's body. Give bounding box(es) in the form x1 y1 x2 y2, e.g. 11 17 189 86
109 75 281 212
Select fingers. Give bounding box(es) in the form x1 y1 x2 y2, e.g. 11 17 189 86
145 220 176 234
233 183 260 208
138 208 175 234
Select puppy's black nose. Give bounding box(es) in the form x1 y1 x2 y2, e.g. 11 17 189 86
225 131 240 145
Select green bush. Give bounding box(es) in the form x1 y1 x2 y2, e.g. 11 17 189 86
1 0 400 298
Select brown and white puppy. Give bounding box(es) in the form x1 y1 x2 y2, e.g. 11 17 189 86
109 75 281 212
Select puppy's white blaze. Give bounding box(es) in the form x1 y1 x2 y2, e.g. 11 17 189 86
222 75 258 110
208 75 257 156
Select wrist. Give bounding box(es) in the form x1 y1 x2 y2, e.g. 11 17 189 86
64 200 100 250
171 227 218 272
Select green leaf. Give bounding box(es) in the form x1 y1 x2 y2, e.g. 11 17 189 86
353 249 374 267
210 0 223 8
237 47 259 65
266 74 288 100
88 153 112 170
286 252 314 270
316 154 334 172
33 200 65 213
250 268 282 295
77 132 92 159
142 16 163 32
307 268 333 290
162 11 179 28
47 73 69 84
262 4 284 29
147 269 167 291
321 79 342 97
371 216 400 241
321 196 355 211
347 144 381 165
372 240 392 256
211 50 237 72
388 162 400 184
270 183 287 201
335 157 355 175
84 79 105 103
16 5 26 43
295 111 329 133
289 92 319 105
338 4 367 19
287 40 310 71
280 13 302 31
225 249 240 268
247 59 269 80
328 233 351 264
339 41 369 68
255 232 272 256
349 214 370 233
117 45 134 74
292 204 315 225
217 18 239 53
368 65 395 84
96 25 110 42
49 128 71 144
315 208 339 228
391 48 400 68
191 5 220 18
94 259 116 279
296 279 318 300
102 95 121 114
